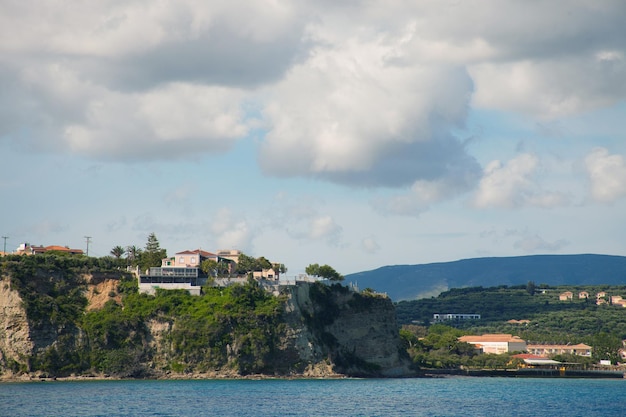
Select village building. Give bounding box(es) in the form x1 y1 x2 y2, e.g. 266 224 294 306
15 243 84 256
559 291 573 301
138 248 283 295
458 334 527 354
526 343 592 357
433 313 481 322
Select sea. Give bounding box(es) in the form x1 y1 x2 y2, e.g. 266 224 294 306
1 377 624 417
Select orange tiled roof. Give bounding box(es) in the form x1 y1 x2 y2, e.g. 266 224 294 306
175 249 217 257
459 334 525 343
527 343 591 350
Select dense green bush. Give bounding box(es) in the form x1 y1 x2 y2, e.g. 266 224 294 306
1 255 287 377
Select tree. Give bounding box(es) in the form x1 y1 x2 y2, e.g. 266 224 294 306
235 253 276 275
305 263 320 277
275 263 287 274
110 246 125 259
526 281 536 296
138 233 167 271
305 263 343 281
201 259 230 277
126 245 141 266
236 253 259 274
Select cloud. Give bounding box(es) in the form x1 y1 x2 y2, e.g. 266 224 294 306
513 235 569 253
1 0 625 195
481 227 569 253
472 153 569 209
308 216 343 244
584 147 626 203
361 237 380 254
258 29 479 188
211 208 254 252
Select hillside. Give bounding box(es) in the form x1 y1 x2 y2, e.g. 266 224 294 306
0 254 410 379
395 284 626 345
346 254 626 301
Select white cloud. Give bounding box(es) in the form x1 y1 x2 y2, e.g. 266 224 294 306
308 216 343 243
211 208 253 252
584 147 626 203
1 0 625 198
513 235 569 253
472 154 569 209
258 31 478 187
361 237 380 254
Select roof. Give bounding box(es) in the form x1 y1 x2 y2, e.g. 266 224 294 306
175 249 217 257
527 343 591 350
512 353 547 360
459 334 526 343
524 359 561 365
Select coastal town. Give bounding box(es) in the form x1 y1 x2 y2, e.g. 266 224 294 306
2 240 625 379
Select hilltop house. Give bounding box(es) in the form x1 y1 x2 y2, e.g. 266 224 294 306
526 343 592 357
139 249 226 295
458 334 527 354
138 248 283 295
578 291 589 299
15 243 84 256
559 291 573 301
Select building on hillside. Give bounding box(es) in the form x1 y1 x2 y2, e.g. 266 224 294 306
559 291 573 301
139 249 223 295
433 313 481 323
578 291 589 299
507 319 531 325
526 343 592 357
138 248 281 295
512 353 562 368
161 249 219 268
596 291 607 299
252 268 279 280
215 249 241 264
458 334 527 354
15 243 84 256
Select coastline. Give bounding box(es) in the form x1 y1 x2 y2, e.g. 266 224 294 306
4 367 625 383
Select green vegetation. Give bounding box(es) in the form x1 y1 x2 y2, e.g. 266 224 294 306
396 284 626 368
83 280 285 376
1 254 285 377
305 263 344 281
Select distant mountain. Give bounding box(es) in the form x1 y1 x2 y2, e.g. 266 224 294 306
345 254 626 301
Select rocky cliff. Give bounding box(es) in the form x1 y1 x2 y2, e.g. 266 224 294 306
0 256 412 379
280 283 411 377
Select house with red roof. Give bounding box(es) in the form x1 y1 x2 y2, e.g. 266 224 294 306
458 334 527 354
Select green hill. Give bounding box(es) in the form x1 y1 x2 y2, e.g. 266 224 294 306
396 284 626 341
346 254 626 301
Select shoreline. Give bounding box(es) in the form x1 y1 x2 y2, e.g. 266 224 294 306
3 367 625 383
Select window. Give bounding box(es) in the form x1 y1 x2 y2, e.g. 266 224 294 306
179 257 185 264
190 257 196 264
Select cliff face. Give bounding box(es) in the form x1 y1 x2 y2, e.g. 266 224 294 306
0 276 33 371
0 261 411 379
280 283 411 377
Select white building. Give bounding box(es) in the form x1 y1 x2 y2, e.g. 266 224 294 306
458 334 527 354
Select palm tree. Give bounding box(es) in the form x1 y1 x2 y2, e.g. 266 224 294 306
126 245 141 266
110 245 125 259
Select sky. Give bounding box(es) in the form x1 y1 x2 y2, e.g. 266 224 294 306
1 1 626 276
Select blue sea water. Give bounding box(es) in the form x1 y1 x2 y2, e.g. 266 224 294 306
1 377 624 417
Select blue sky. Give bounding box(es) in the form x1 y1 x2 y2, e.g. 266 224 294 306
1 1 625 276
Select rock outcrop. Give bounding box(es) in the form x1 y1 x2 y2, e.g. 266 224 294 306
0 261 412 379
0 276 33 372
280 282 411 377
